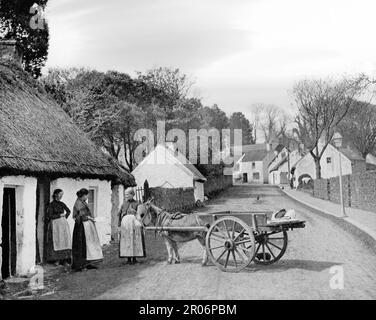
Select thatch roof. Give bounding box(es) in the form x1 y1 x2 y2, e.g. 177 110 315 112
0 61 135 186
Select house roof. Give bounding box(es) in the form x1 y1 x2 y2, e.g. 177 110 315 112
242 149 268 162
133 144 207 182
269 156 288 172
339 148 364 161
234 144 266 153
274 144 285 153
0 62 135 186
183 162 207 182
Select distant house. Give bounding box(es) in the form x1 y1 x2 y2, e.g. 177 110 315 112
268 147 303 185
232 143 281 184
131 143 207 203
0 41 135 279
293 137 366 188
366 154 376 170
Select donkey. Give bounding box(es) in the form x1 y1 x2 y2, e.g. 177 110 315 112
136 199 209 266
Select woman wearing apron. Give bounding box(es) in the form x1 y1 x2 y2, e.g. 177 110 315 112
45 189 72 266
118 187 146 264
71 188 103 271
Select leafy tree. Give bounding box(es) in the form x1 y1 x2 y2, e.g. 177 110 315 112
42 68 168 170
0 0 49 78
229 112 255 145
137 67 194 116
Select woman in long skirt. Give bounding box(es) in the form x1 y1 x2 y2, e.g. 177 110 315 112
118 187 146 265
45 189 72 266
71 188 103 271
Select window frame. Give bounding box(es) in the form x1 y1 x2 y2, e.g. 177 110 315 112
87 187 98 217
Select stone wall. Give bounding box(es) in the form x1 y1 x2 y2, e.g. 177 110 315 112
313 170 376 212
204 175 233 197
313 179 329 200
149 187 196 213
350 170 376 211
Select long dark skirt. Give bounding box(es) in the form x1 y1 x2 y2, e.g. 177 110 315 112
71 221 102 271
45 222 71 263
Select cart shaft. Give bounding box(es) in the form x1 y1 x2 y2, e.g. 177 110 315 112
145 226 208 232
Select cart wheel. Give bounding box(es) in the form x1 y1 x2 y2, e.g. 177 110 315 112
253 230 288 265
206 216 255 272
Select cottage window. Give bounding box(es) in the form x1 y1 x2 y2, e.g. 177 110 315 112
88 188 97 217
252 162 256 169
326 157 331 164
253 172 260 180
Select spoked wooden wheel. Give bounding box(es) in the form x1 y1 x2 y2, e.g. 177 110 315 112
253 230 288 265
206 216 255 272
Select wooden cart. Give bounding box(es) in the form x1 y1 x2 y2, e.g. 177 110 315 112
203 211 305 272
146 210 305 272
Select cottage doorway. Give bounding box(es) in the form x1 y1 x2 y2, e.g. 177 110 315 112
1 188 17 279
243 173 248 183
35 177 51 263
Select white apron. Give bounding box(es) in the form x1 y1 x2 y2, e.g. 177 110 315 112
52 217 72 251
83 220 103 261
120 215 144 257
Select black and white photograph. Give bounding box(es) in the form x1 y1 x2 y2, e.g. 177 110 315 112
1 0 376 305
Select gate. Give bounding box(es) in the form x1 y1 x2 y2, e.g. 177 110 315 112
134 180 150 203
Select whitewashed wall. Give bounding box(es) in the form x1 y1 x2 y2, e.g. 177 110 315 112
111 184 124 241
193 181 205 202
269 171 280 185
50 178 112 245
239 161 264 183
294 144 352 188
0 176 37 277
133 163 193 189
268 150 302 185
132 145 197 189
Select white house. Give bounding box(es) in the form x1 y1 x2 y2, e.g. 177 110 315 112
232 143 280 184
293 137 366 188
131 143 207 203
0 42 134 279
268 148 302 185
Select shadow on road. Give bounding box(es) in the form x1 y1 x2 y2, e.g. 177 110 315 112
179 257 341 274
36 232 170 300
251 259 342 273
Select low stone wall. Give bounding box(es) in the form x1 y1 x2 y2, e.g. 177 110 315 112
149 187 196 213
350 170 376 211
313 170 376 212
204 175 233 197
313 179 329 200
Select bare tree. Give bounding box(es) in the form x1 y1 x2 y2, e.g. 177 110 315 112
260 105 279 143
292 74 372 179
250 104 290 143
339 100 376 158
249 104 263 142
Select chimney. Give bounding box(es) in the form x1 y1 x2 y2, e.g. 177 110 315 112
0 39 23 66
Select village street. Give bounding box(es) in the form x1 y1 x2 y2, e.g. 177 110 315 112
31 185 376 300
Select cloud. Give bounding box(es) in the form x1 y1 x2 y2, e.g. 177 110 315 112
45 0 376 115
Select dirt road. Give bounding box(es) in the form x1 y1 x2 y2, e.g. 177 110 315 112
39 185 376 300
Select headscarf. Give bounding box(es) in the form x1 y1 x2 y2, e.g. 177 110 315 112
124 187 135 196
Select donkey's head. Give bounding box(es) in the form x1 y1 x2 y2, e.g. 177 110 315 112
136 197 158 227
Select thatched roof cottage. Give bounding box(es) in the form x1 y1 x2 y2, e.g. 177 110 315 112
0 40 135 279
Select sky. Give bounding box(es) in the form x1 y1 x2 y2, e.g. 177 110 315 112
45 0 376 117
